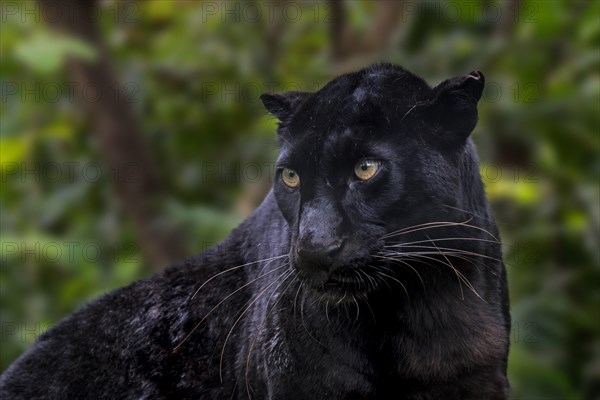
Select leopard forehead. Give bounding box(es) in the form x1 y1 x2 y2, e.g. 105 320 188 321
276 126 396 173
282 66 432 145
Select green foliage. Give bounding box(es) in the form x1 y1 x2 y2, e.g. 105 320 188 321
1 1 598 398
14 32 97 75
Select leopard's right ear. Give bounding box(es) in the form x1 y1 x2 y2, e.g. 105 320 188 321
260 91 311 121
420 70 485 147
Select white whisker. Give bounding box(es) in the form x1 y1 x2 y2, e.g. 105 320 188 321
219 268 293 382
175 262 289 351
191 254 287 300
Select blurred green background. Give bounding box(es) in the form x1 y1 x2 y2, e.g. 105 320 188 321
1 0 598 398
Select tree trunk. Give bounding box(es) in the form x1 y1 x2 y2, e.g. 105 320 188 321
330 0 404 74
38 0 186 270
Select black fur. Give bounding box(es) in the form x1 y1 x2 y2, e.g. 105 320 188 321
0 64 510 399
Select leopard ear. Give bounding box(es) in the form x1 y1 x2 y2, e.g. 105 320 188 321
426 70 485 144
260 91 311 121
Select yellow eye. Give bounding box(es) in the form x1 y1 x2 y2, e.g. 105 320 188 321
354 160 380 181
282 168 300 188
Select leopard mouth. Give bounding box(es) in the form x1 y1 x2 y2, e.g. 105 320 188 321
327 274 361 287
293 256 380 296
320 269 375 293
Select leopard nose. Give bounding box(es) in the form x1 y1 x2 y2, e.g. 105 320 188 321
296 240 343 271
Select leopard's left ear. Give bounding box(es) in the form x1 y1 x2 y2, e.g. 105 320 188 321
260 91 311 121
426 70 485 144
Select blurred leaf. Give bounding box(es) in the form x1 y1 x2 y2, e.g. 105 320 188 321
484 178 542 205
0 137 29 164
13 32 97 75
